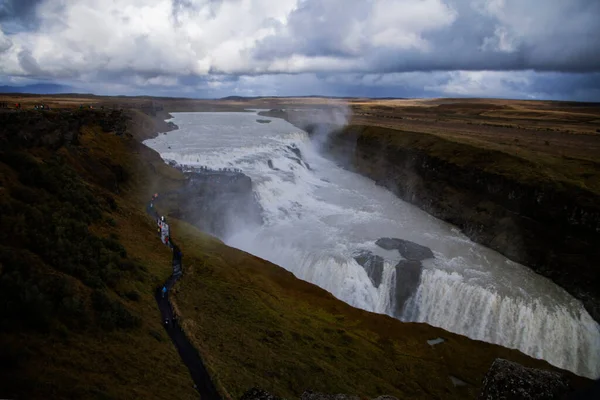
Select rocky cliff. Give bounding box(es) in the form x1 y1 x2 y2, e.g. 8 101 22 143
159 166 263 239
308 123 600 323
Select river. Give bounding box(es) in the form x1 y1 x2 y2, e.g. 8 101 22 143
144 111 600 379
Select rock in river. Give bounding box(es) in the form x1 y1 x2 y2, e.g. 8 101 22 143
376 238 434 261
353 250 384 288
394 260 423 317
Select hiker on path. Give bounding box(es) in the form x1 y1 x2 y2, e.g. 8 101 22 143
160 216 171 245
162 285 167 298
158 215 165 236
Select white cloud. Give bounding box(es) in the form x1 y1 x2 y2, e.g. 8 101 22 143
369 0 457 50
425 70 538 98
0 0 598 100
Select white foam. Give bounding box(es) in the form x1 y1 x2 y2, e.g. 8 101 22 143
144 111 600 379
403 268 600 378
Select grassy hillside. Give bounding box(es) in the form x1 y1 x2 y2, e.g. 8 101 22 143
0 109 590 400
0 110 194 399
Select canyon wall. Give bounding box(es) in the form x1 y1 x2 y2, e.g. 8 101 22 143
303 123 600 323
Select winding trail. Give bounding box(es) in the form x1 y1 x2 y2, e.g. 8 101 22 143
148 198 221 400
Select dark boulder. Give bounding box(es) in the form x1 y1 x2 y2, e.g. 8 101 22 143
394 260 423 317
478 359 571 400
354 250 384 288
376 238 434 261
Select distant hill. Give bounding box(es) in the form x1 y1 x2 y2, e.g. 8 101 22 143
219 95 407 100
0 83 79 94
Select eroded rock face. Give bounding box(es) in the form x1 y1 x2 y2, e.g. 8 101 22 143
394 260 423 317
478 359 571 400
376 238 434 261
309 125 600 323
171 169 263 239
353 250 384 288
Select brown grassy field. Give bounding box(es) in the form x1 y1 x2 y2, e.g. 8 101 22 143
349 98 600 162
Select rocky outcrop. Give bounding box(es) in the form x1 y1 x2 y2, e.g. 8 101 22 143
353 250 384 287
302 123 600 323
167 168 263 239
394 260 423 317
478 359 572 399
354 245 425 314
376 238 434 261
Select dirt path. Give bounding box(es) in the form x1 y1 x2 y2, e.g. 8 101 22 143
148 199 221 400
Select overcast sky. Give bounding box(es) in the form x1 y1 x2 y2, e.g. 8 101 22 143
1 0 599 100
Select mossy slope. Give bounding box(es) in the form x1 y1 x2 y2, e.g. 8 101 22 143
0 110 194 399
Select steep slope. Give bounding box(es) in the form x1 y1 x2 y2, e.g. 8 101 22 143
0 110 194 399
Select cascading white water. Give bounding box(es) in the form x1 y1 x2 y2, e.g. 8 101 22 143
145 111 600 379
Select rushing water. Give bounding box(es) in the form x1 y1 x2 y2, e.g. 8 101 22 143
145 111 600 379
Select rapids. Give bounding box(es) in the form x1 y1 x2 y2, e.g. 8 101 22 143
144 111 600 379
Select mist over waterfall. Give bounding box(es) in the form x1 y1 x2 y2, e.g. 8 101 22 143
145 111 600 379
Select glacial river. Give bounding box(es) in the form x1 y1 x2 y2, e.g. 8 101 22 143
145 111 600 379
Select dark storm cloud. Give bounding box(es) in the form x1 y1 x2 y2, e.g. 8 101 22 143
253 0 600 73
0 0 43 30
0 0 41 19
526 73 600 101
0 0 599 100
